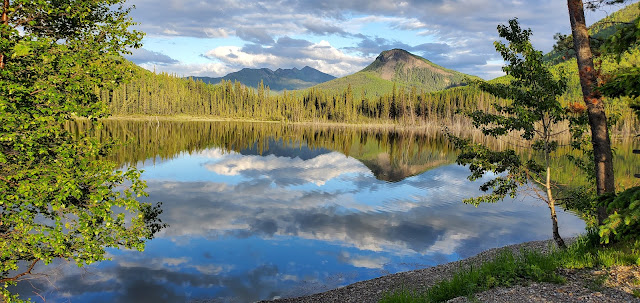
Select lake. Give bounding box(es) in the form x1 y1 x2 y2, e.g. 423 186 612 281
15 119 637 302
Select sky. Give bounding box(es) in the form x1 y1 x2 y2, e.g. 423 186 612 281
123 0 637 80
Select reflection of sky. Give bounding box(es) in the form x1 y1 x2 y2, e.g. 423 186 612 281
15 142 585 302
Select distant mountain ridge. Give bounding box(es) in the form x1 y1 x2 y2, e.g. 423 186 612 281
190 66 336 91
310 49 475 97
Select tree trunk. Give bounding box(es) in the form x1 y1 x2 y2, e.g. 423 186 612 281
1 0 9 69
567 0 615 225
549 203 566 248
545 139 566 248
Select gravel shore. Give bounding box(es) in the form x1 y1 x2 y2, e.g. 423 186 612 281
261 238 640 303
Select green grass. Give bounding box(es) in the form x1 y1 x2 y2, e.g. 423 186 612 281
380 249 565 303
557 234 640 269
381 234 640 303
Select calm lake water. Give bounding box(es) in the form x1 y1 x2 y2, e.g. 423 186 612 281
18 120 634 302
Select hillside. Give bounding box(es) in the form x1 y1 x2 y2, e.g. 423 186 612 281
544 2 640 64
311 49 474 97
459 2 640 134
103 3 637 133
190 66 335 91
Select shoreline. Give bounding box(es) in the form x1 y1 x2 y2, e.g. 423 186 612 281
259 238 567 303
103 114 446 133
101 115 638 138
259 237 639 303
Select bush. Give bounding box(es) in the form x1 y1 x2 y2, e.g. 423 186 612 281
599 186 640 244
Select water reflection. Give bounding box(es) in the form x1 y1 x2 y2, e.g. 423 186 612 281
15 121 593 302
70 120 465 182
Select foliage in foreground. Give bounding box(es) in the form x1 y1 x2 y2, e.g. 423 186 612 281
0 0 165 301
381 234 640 303
449 18 573 248
595 3 640 246
560 232 640 269
599 187 640 244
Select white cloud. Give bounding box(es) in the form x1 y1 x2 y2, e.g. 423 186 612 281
162 257 189 266
124 48 179 65
204 28 230 38
163 29 179 35
205 152 369 186
193 264 226 275
138 61 235 77
140 153 585 257
204 41 371 77
427 232 473 255
338 252 389 269
197 149 236 159
205 46 280 69
349 15 429 31
126 0 639 80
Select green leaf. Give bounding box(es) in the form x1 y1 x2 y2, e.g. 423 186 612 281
12 42 32 58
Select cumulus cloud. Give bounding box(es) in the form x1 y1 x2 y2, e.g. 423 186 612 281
342 35 497 76
345 36 413 57
126 0 634 79
337 252 389 269
138 146 585 256
12 142 588 301
205 152 369 186
137 61 235 77
303 21 350 36
17 260 280 302
236 27 276 45
204 40 371 77
145 170 583 256
125 48 179 65
350 15 430 31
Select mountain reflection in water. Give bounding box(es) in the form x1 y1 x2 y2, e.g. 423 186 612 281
13 120 591 302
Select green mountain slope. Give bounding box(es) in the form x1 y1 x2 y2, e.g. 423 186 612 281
105 3 637 134
486 3 639 85
189 66 335 92
311 49 475 97
545 3 640 64
457 2 640 134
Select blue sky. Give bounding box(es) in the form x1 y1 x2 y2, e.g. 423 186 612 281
124 0 636 80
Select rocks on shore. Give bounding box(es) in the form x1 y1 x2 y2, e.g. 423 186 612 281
261 238 640 303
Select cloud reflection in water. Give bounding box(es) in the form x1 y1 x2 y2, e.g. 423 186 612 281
15 144 585 302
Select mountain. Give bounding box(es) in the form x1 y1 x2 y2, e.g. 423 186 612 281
310 49 475 97
190 66 335 91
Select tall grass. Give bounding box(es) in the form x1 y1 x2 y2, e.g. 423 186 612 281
558 233 640 269
381 234 640 303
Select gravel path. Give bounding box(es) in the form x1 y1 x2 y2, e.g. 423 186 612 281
260 238 640 303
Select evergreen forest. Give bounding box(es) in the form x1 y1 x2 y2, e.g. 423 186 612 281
100 3 640 134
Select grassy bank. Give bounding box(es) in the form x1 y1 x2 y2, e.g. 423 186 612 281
104 114 464 133
104 114 639 137
380 234 640 302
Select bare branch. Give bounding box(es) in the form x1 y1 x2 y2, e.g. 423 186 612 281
0 259 40 284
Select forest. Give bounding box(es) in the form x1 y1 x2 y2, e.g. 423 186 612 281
100 59 639 133
99 3 640 134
